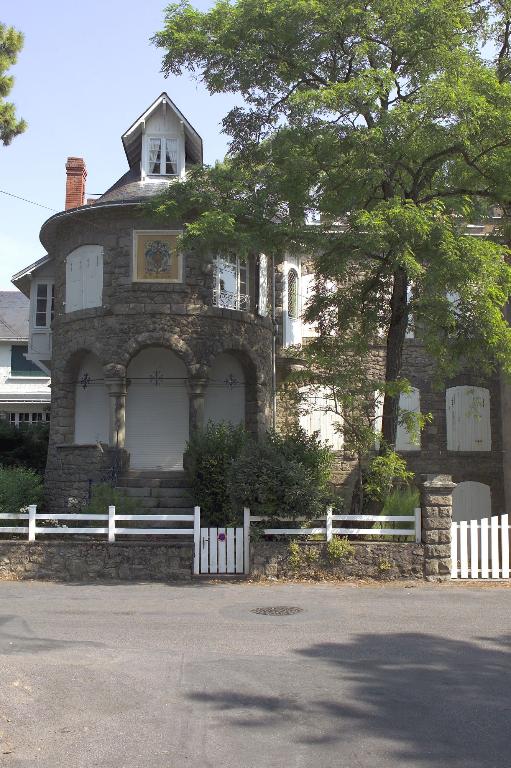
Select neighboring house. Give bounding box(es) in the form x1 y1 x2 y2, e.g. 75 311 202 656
0 291 51 426
9 93 509 520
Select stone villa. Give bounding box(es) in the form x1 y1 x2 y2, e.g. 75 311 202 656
11 94 511 521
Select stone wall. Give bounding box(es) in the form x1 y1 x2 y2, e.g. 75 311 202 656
43 205 274 512
45 444 129 514
251 540 424 580
0 540 193 582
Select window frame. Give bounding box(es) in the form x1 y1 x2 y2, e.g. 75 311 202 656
33 280 55 329
213 254 250 311
146 136 179 177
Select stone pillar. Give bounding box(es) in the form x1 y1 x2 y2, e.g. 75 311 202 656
106 378 127 449
421 474 456 581
187 377 207 437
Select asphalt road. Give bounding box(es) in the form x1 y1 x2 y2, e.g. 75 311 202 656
0 580 510 768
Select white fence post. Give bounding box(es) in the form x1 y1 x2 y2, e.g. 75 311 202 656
414 507 422 544
243 507 250 575
193 506 201 575
108 505 116 543
28 505 36 542
326 506 333 542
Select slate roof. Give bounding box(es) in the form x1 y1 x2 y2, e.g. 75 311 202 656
0 291 29 340
96 167 171 204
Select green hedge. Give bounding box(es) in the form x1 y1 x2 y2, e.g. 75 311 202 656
186 422 334 525
0 421 49 474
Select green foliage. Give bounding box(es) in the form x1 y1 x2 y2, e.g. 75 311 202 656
0 421 49 474
0 467 43 517
364 451 415 503
153 0 511 447
378 558 393 572
288 540 302 569
327 536 354 562
228 427 334 521
0 23 26 145
185 421 248 525
84 484 137 516
185 422 334 524
383 487 419 517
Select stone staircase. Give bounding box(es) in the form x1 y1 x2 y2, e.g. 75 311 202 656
115 472 195 523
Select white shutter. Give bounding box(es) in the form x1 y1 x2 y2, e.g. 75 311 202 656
75 354 109 444
66 252 83 312
452 481 491 522
299 389 343 450
125 347 189 470
446 386 491 451
396 387 421 451
66 246 103 312
204 354 245 426
83 247 103 309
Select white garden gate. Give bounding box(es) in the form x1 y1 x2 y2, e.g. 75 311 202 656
195 509 250 575
451 513 510 579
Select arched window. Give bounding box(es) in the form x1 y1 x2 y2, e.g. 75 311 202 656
287 269 299 319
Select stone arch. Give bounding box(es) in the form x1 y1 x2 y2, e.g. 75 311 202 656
203 344 268 435
122 331 196 377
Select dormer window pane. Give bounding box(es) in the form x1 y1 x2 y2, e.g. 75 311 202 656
165 139 178 175
149 139 162 174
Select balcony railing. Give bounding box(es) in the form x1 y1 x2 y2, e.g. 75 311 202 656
213 288 250 311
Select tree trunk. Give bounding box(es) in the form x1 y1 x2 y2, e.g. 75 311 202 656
381 267 408 449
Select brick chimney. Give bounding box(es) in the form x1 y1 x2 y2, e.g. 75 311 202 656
65 157 87 210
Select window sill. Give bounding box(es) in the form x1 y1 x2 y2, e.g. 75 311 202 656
8 375 50 381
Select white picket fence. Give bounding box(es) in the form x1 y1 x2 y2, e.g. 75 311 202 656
0 505 201 543
451 513 510 579
248 507 422 543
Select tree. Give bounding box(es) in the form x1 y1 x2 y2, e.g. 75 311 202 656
153 0 511 446
0 23 26 145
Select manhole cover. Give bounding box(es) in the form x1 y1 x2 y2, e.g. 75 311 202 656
251 606 303 616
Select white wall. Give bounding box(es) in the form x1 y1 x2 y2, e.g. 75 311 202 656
0 341 50 403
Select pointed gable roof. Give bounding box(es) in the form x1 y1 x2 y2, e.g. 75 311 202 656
121 92 203 169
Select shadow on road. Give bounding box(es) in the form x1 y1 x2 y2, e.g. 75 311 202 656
188 631 511 767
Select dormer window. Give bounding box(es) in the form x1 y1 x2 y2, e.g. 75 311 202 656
148 137 178 176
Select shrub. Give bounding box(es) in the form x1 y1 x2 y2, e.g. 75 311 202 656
228 428 334 522
0 421 49 474
327 536 354 562
186 424 334 525
185 421 247 525
375 487 419 540
0 467 44 518
364 450 414 503
84 484 137 515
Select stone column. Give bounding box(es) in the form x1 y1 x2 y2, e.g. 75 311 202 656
421 474 456 581
106 377 127 449
187 377 207 437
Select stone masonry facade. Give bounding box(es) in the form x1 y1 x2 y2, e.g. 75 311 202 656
42 206 274 512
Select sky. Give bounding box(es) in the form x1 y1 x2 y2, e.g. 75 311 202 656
0 0 239 289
